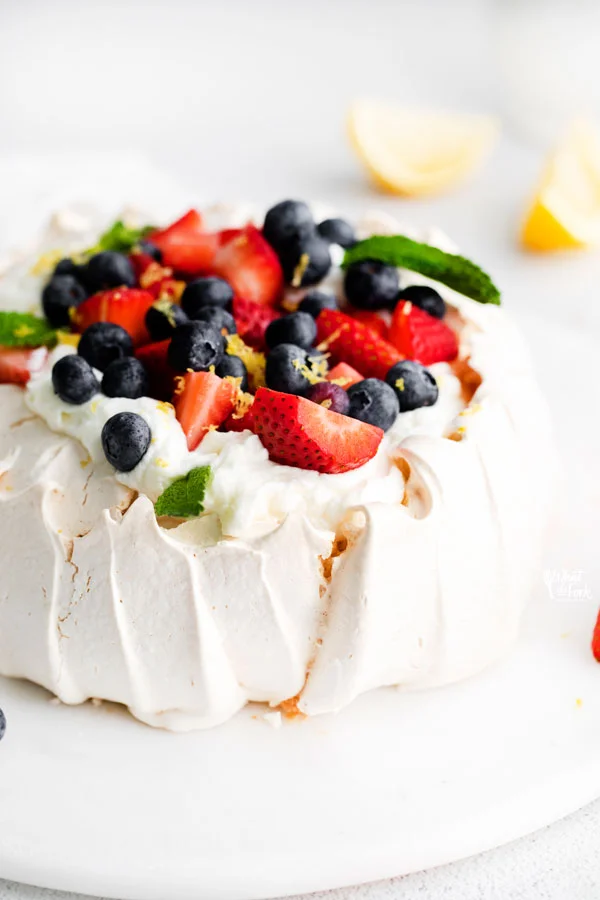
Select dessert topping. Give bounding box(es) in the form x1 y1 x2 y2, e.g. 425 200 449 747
101 411 151 472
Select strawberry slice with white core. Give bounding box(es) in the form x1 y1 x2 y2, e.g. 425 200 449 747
174 371 237 451
72 288 156 346
0 346 48 385
149 210 218 276
389 300 458 365
212 226 283 307
316 308 401 381
250 387 383 474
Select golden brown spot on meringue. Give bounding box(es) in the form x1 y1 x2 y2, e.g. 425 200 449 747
451 356 482 404
277 694 305 720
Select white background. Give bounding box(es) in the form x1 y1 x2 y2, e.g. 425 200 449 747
0 0 599 898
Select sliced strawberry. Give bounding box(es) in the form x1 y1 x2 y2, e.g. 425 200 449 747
174 371 237 450
326 362 364 388
346 307 390 340
149 210 218 276
232 295 281 350
0 346 47 385
316 309 401 381
135 340 177 400
129 251 157 282
212 226 283 307
593 609 600 663
224 399 256 433
389 300 458 365
250 387 383 474
72 288 155 346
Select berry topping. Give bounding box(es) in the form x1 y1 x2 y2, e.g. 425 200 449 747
72 288 156 347
135 340 177 401
265 343 324 395
101 411 151 472
101 357 149 399
212 225 283 307
307 381 350 415
317 217 356 249
231 295 280 350
346 307 390 339
145 299 189 342
84 251 136 292
0 346 48 385
42 275 88 328
215 354 249 391
53 258 84 279
347 378 399 431
174 371 237 451
593 609 600 663
193 306 237 335
251 387 383 474
389 300 458 365
149 210 219 276
52 355 100 405
167 321 225 372
344 259 399 310
263 200 314 251
326 361 364 388
265 310 317 350
181 276 234 316
397 284 446 319
298 291 337 318
77 322 133 372
279 234 331 287
137 239 162 262
316 308 401 380
385 360 439 412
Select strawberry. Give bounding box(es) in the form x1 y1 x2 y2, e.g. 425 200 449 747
174 371 237 450
224 398 256 433
389 300 458 365
135 340 177 400
346 307 390 340
316 309 401 381
0 346 47 385
232 295 280 350
129 251 157 282
149 209 218 276
326 362 364 388
250 387 383 474
72 288 155 346
212 226 283 307
593 609 600 663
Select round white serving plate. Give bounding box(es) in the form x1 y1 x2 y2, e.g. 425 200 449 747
0 316 598 900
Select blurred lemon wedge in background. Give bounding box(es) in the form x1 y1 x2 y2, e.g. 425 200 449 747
348 100 499 196
522 119 600 251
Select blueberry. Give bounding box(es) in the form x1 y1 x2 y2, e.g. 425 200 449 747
215 354 249 391
0 708 5 741
344 260 399 310
145 300 189 341
137 239 162 262
265 311 316 350
53 257 82 278
167 321 225 372
84 251 136 292
347 378 399 431
102 357 149 399
52 355 100 405
385 360 439 412
42 275 88 327
263 200 314 251
181 277 233 316
307 381 350 416
101 412 151 472
397 285 446 319
280 235 332 287
78 322 133 372
194 306 237 335
265 343 314 395
298 290 337 318
317 218 356 249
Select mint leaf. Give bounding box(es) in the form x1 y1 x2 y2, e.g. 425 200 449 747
0 312 57 348
343 235 501 305
154 466 212 518
92 220 155 255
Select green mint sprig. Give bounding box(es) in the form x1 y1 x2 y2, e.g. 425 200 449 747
343 235 501 305
89 220 156 255
0 312 57 348
154 466 212 518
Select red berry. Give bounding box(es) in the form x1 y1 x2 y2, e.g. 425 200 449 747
135 340 177 400
316 309 401 381
389 300 458 365
346 307 390 340
250 387 383 474
0 346 47 385
72 288 156 347
232 295 281 350
149 210 218 276
592 609 600 663
326 362 364 388
174 371 237 451
212 226 283 307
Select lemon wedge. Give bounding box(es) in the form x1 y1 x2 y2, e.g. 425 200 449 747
348 100 499 197
521 119 600 251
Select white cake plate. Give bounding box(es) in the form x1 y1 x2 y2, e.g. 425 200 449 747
0 316 598 900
